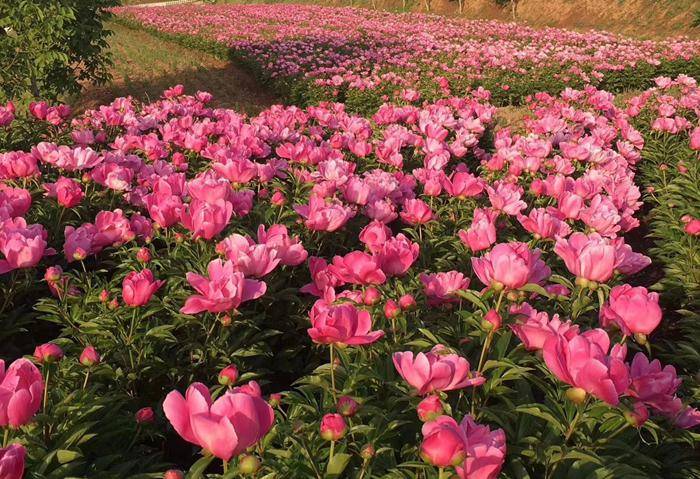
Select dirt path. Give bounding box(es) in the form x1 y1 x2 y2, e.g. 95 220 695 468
76 22 279 115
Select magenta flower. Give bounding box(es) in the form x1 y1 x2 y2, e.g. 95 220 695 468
0 443 25 479
163 382 274 461
600 284 662 336
393 345 484 395
122 268 165 307
0 218 50 274
375 234 419 277
307 303 384 346
330 251 386 285
543 329 629 405
400 198 434 225
420 271 470 305
0 359 43 428
471 242 550 290
554 232 616 282
180 259 267 314
181 199 233 240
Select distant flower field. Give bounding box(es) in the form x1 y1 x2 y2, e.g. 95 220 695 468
114 4 700 108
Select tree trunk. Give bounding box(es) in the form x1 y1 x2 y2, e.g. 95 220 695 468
424 0 431 12
511 0 517 19
458 0 463 14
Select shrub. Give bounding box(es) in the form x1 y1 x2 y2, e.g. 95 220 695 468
0 0 117 101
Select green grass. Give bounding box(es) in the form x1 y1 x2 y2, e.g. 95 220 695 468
75 21 279 114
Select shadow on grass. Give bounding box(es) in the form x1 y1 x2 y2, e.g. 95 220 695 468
76 61 282 116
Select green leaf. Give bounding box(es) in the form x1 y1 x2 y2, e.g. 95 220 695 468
326 453 352 478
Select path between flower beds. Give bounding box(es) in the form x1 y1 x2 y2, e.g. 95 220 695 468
76 20 279 115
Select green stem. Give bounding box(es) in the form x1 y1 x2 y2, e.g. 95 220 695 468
329 440 335 463
2 429 8 448
564 407 583 444
42 367 51 413
82 370 90 390
223 459 228 474
329 344 337 402
438 467 446 479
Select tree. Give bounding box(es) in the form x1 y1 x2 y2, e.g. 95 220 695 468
0 0 117 101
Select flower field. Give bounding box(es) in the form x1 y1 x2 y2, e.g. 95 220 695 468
114 4 700 109
1 3 700 479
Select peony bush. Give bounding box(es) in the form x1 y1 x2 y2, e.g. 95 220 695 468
0 75 699 478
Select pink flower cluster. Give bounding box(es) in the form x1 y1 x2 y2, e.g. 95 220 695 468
114 4 700 103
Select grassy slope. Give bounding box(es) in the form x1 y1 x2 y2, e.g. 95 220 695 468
75 21 279 114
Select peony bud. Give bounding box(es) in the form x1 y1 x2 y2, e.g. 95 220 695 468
363 287 381 305
482 309 502 330
269 393 282 407
237 454 261 474
398 294 416 310
565 387 587 405
417 396 444 422
79 346 100 367
99 289 109 302
44 266 62 283
136 247 151 263
271 191 286 206
336 396 359 417
320 413 347 441
135 407 154 423
218 365 239 386
420 427 466 467
625 402 649 428
34 343 64 364
384 300 400 319
361 443 375 460
163 470 185 479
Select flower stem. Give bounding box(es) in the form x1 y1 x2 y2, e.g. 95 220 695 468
223 459 228 473
42 366 51 413
82 370 90 390
329 344 337 402
329 440 335 463
2 429 8 448
438 467 446 479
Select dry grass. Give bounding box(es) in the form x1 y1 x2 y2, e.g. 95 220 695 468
74 22 279 114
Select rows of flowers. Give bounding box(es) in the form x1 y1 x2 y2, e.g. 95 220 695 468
111 4 700 110
0 76 698 478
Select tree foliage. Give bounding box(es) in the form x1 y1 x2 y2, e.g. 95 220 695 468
0 0 117 101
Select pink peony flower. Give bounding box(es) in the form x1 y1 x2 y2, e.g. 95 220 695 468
554 232 616 283
163 382 274 461
600 284 662 336
510 305 579 351
393 345 484 395
330 251 386 285
180 259 267 314
375 234 419 276
459 208 498 252
471 242 550 290
307 303 384 346
420 271 470 305
0 359 43 428
217 233 281 278
122 268 165 307
181 199 233 240
400 198 434 225
0 443 25 479
543 329 629 405
0 218 50 274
